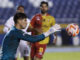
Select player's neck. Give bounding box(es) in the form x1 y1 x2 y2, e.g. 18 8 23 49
41 13 47 16
15 24 22 30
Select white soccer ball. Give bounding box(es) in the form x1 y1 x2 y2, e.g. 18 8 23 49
66 23 79 36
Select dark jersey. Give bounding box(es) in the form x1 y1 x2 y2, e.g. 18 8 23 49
0 26 45 60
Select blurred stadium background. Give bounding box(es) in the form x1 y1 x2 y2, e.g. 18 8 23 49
0 0 80 60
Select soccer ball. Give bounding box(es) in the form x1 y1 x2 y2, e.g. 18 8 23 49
66 23 79 36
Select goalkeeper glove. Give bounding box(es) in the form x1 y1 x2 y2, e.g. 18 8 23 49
43 24 61 37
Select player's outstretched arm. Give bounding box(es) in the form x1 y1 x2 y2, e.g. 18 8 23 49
17 24 61 43
17 30 45 43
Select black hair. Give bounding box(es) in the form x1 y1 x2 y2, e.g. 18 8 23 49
40 1 48 7
14 13 27 24
17 5 24 10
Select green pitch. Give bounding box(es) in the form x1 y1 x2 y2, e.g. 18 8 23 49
43 52 80 60
18 52 80 60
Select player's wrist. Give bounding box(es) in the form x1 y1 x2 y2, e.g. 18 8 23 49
43 24 61 37
43 28 54 37
43 32 50 37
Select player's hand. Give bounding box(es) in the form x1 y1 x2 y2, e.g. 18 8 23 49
50 24 61 32
43 24 61 37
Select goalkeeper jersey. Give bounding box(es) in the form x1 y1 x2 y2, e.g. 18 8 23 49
0 26 45 60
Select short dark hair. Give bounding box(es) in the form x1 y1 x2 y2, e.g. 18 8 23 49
14 13 27 24
17 5 24 10
40 1 48 7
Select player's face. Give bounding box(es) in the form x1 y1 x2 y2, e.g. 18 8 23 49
18 18 27 29
17 7 24 13
40 4 48 14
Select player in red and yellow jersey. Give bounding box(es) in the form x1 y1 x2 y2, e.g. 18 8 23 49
28 1 56 60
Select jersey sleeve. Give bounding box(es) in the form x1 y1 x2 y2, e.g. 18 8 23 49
17 30 45 43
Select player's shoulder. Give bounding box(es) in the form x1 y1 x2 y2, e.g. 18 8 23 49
33 13 41 17
35 13 41 16
31 13 42 20
47 14 55 22
10 16 14 19
6 28 15 36
47 14 55 18
9 27 21 35
7 16 14 22
8 16 14 20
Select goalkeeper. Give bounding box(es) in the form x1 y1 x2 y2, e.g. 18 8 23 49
0 13 61 60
